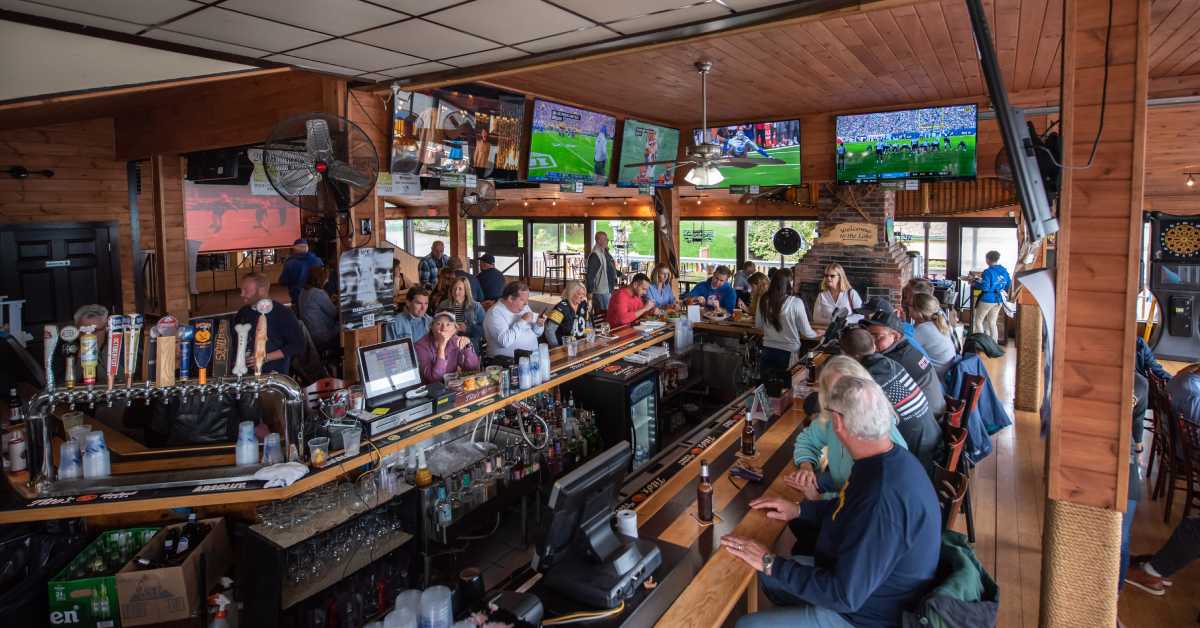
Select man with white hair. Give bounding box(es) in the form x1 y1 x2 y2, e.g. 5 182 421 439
721 376 941 628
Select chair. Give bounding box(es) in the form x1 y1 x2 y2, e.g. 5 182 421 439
952 374 984 545
1146 373 1170 482
567 254 585 281
304 377 346 414
942 397 966 429
1163 415 1200 522
942 424 968 474
960 374 985 418
543 251 566 293
933 464 970 531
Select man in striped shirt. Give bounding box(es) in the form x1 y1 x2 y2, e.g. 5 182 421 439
841 327 943 474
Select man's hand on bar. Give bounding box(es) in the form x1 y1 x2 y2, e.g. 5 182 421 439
719 534 769 572
749 496 800 521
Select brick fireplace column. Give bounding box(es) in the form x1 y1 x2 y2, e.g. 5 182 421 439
794 185 913 305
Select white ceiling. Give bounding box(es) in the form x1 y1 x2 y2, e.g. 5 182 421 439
0 0 797 86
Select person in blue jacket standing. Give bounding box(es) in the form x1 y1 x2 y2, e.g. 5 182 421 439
278 239 324 306
971 250 1010 342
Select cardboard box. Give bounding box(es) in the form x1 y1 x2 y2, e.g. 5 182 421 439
115 518 232 627
48 527 160 628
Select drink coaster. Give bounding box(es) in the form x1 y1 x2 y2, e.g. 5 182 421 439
691 511 722 526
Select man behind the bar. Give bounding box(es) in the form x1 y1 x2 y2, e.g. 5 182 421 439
721 376 940 628
234 273 304 375
606 273 658 328
859 304 946 419
278 238 324 306
484 281 545 361
475 253 505 303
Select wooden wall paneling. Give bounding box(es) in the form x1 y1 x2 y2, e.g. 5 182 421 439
448 190 467 259
149 155 189 320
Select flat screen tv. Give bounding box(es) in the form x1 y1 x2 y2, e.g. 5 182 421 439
527 99 616 184
617 119 680 188
691 119 801 188
390 85 524 181
184 181 299 252
835 104 977 184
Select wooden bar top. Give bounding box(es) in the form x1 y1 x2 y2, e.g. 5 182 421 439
0 327 672 524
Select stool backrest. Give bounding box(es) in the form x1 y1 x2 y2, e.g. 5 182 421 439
942 397 966 428
942 424 968 474
933 463 969 530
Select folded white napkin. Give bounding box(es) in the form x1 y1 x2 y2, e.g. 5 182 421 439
253 462 309 488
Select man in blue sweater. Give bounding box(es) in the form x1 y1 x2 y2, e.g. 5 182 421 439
278 239 324 305
685 265 738 312
722 376 941 627
971 250 1010 342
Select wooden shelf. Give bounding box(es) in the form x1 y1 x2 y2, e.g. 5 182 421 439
249 482 412 551
280 529 413 610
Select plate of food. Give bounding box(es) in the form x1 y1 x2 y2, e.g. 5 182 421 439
638 320 668 330
702 310 729 321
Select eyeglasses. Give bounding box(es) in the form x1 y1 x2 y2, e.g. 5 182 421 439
824 275 838 279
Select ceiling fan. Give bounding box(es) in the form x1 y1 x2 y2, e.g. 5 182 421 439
623 60 784 187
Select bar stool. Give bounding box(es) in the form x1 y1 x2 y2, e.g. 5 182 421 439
543 251 566 293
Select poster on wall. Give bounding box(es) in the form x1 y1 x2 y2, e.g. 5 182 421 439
339 247 396 330
184 182 300 252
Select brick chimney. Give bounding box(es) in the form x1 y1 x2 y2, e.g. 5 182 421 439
795 185 912 305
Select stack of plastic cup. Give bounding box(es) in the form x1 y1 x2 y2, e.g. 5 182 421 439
419 586 452 628
235 421 258 466
81 431 110 479
261 433 283 465
384 606 416 628
538 343 551 381
57 440 82 480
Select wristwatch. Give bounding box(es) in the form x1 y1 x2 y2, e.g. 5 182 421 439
762 553 776 577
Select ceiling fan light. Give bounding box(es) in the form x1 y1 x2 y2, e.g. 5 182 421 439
1188 174 1196 188
684 165 724 187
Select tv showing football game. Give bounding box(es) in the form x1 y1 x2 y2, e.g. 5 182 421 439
390 85 524 180
527 99 616 184
617 120 680 188
692 120 801 188
836 104 977 184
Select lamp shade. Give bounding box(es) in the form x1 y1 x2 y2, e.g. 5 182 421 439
684 165 724 187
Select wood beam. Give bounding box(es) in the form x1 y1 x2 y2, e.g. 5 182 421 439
447 190 468 259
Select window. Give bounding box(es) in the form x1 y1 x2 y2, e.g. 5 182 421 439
531 222 586 277
679 220 737 275
893 221 948 280
959 226 1018 275
745 220 816 272
478 219 523 275
384 219 406 251
592 220 655 274
411 219 448 258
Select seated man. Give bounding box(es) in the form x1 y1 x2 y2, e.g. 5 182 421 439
859 305 946 419
841 327 943 472
483 281 545 360
233 273 304 375
1126 516 1200 596
685 265 737 313
606 273 657 328
858 295 929 358
475 253 506 302
384 286 431 343
722 376 941 628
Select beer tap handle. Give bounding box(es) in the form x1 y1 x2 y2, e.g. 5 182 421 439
232 324 251 378
253 299 272 378
125 314 143 388
43 325 58 392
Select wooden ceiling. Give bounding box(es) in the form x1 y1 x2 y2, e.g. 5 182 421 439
483 0 1200 126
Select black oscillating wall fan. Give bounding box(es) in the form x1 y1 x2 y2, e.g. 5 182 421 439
261 113 379 215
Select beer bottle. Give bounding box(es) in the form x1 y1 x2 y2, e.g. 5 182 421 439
697 460 714 523
741 410 756 457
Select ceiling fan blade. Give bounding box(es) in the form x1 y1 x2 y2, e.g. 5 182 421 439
327 159 373 189
716 157 786 168
305 119 334 159
621 159 680 168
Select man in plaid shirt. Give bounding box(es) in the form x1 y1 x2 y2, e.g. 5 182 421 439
419 240 449 289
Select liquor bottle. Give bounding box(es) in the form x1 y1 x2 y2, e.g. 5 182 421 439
7 388 21 424
697 460 714 523
162 529 178 563
741 410 756 457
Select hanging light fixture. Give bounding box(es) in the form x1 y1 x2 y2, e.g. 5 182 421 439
684 164 723 187
1188 172 1197 188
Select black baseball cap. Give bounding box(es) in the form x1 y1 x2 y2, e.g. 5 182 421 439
854 296 893 316
479 253 496 264
859 308 905 334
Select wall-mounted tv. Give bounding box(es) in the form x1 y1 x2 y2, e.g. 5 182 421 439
692 119 801 188
184 182 299 252
835 104 977 184
617 119 680 188
527 99 616 184
390 85 524 181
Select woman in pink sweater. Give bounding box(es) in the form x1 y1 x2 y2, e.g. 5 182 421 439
415 310 480 384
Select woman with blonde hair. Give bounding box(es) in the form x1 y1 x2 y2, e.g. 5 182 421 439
437 275 485 355
746 271 769 316
545 280 591 346
908 292 956 376
811 262 862 326
646 262 676 309
786 356 908 501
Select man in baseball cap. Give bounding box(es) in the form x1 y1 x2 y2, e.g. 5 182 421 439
855 296 931 358
859 300 946 418
475 253 505 302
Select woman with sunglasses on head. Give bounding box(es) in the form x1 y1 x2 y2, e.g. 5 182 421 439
811 262 862 327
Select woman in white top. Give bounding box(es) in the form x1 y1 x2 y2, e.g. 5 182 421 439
756 270 818 373
908 292 957 376
811 262 863 326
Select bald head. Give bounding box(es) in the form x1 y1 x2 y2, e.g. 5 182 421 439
840 327 877 360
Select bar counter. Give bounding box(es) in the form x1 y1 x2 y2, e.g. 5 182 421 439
0 326 673 524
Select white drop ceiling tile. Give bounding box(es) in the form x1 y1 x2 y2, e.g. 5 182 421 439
515 26 613 53
550 0 698 23
441 46 526 67
370 0 459 15
0 0 144 33
31 0 200 25
166 7 328 51
221 0 404 37
720 0 793 11
426 0 591 45
381 61 452 78
350 18 494 59
289 39 419 72
608 2 730 35
356 72 392 81
143 28 273 58
267 53 361 76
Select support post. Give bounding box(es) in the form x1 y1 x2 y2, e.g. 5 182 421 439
448 190 468 261
655 187 680 296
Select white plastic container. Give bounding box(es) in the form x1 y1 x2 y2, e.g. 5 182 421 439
81 430 110 479
419 586 452 628
384 606 416 628
538 343 551 381
235 421 258 466
518 356 532 390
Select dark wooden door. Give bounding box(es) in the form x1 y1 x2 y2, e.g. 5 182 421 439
0 222 123 337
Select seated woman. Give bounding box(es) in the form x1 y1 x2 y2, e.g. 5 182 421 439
544 281 590 347
429 270 455 310
646 263 676 309
907 293 957 376
437 275 486 355
788 356 909 502
414 310 480 384
811 262 862 326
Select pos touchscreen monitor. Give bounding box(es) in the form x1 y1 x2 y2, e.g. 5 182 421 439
357 338 421 406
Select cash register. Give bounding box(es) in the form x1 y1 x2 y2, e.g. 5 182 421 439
353 338 437 437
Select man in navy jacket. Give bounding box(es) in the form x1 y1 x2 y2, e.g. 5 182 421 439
722 376 941 628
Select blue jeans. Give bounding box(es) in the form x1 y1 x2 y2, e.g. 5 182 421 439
592 293 611 312
1119 498 1137 587
736 557 855 628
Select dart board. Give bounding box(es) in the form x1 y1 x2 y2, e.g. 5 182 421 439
1161 221 1200 259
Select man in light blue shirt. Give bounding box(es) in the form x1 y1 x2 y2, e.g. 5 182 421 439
384 286 431 343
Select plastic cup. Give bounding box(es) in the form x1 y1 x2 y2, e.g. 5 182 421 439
342 426 362 457
308 437 330 466
565 336 578 358
60 411 86 433
68 424 91 444
57 440 81 480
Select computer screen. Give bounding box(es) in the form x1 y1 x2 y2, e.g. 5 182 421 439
358 338 421 401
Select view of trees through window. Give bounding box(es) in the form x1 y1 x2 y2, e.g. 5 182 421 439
746 220 817 270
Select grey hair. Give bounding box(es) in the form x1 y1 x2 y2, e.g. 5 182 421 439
73 304 109 325
825 376 897 441
817 356 872 409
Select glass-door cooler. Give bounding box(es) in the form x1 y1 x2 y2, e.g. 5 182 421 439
561 362 660 471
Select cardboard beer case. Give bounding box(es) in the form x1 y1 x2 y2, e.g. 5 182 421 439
48 527 160 628
115 517 231 626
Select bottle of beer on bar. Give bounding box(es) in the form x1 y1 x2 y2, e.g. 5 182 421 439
741 409 756 457
697 460 713 523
